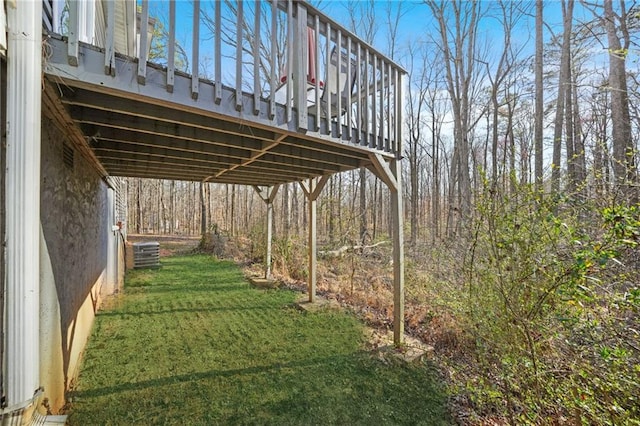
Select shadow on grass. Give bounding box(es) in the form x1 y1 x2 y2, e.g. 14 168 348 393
71 354 362 398
96 304 285 318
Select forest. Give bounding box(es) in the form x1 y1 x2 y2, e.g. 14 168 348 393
126 1 639 424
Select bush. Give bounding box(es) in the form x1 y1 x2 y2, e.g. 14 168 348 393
272 236 308 281
441 184 640 424
197 224 226 258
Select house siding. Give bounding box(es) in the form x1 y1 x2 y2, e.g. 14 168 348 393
39 115 112 413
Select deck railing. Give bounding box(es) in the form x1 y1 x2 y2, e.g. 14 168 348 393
52 0 405 157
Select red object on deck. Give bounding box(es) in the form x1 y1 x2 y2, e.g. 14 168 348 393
279 27 323 89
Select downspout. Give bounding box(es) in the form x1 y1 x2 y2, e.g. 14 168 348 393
2 0 43 422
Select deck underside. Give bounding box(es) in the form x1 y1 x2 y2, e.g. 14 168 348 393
43 37 394 186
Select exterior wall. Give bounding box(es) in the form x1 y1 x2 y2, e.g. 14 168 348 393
38 115 117 413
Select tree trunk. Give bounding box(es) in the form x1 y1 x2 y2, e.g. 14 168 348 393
603 0 636 199
534 0 544 191
551 0 573 195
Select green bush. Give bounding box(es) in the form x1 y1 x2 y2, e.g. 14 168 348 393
456 184 640 424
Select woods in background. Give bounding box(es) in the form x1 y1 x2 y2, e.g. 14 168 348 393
126 0 639 423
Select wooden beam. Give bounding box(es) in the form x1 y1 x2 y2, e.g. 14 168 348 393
71 107 265 151
89 128 255 160
60 89 276 141
253 185 280 278
42 84 108 178
60 88 377 163
367 153 398 192
214 134 286 179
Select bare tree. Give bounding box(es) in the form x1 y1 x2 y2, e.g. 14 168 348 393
534 0 544 191
551 0 574 196
602 0 637 199
426 0 484 234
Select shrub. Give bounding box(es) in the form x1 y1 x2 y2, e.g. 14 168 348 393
451 183 640 424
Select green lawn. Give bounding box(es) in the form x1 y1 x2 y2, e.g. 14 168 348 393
67 254 451 425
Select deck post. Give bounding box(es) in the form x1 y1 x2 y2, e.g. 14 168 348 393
367 154 404 347
390 157 405 346
253 185 279 279
5 0 43 419
300 176 330 303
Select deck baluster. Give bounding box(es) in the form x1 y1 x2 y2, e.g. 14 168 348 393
137 0 149 85
104 0 115 76
385 62 392 152
214 0 222 104
268 0 277 119
167 0 175 92
313 15 320 132
379 58 385 150
325 20 331 134
372 55 377 149
295 2 308 131
286 0 293 123
253 0 261 115
235 0 243 111
346 36 352 141
336 30 342 138
364 48 370 147
191 0 200 100
67 0 78 66
357 43 363 145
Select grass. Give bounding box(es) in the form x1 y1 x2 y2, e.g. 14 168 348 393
67 254 452 425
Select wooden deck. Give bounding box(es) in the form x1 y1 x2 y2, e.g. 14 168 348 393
43 0 405 187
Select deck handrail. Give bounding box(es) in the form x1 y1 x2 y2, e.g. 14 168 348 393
52 0 405 159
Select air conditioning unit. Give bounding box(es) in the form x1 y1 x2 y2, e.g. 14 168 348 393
133 242 160 269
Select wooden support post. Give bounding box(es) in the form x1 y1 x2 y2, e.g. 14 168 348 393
300 176 330 303
253 185 279 279
368 154 404 347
